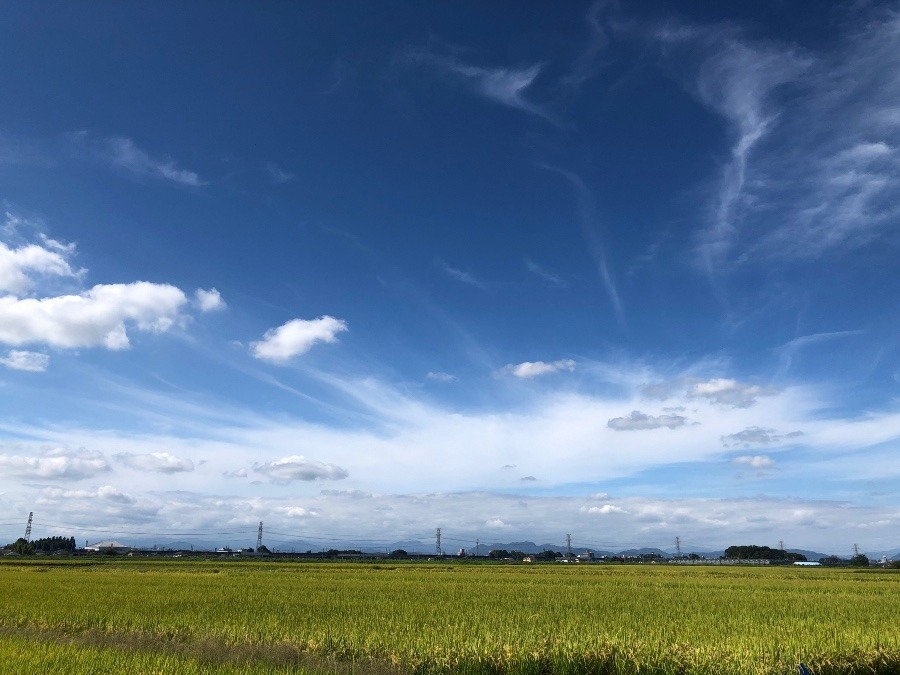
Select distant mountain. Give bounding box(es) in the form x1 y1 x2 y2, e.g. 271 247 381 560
787 549 832 562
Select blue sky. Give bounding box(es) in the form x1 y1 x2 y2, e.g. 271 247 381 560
1 1 899 554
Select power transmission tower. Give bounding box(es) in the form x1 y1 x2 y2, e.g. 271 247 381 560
566 533 572 558
435 528 442 556
476 538 480 557
256 521 263 550
24 512 33 542
674 536 681 558
779 540 784 551
853 543 859 557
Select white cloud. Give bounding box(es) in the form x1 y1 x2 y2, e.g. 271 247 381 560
499 359 576 379
608 410 687 431
426 371 457 382
0 282 188 350
583 504 627 515
114 451 194 474
253 455 349 483
643 9 900 265
0 349 49 372
266 163 294 184
409 50 553 122
0 223 81 294
193 288 225 313
733 454 775 469
0 242 77 294
222 467 248 479
250 316 348 363
436 259 485 288
485 518 510 528
722 427 803 447
79 134 205 187
0 447 109 480
688 378 775 408
525 259 567 288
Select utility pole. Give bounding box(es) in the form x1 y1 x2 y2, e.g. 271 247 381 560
566 533 572 558
674 536 681 558
435 528 442 556
24 512 33 542
256 521 263 550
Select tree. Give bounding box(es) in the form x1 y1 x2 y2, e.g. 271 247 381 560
724 545 805 562
6 538 33 555
256 545 270 554
849 554 870 567
390 549 408 558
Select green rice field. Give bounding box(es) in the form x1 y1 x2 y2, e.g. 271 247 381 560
0 559 897 675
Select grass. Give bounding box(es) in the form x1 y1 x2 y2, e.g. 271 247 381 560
0 559 898 674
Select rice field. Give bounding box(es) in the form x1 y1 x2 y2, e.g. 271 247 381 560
0 559 897 675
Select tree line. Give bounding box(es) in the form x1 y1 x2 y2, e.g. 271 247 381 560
4 536 77 555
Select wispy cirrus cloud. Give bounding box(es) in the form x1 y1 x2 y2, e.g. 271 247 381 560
436 259 485 288
405 48 554 122
525 259 567 288
71 132 205 186
537 164 624 325
638 8 900 269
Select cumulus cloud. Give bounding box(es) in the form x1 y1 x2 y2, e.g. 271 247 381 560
688 378 776 407
607 410 687 431
498 359 576 379
0 233 81 294
485 518 510 528
254 455 349 483
426 371 457 382
39 484 136 504
0 282 188 350
251 316 348 363
733 454 775 469
0 447 109 480
722 427 803 447
583 504 627 515
114 451 194 474
0 349 49 372
222 468 248 479
193 288 225 313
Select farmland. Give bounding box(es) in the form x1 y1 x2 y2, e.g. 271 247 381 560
0 559 898 675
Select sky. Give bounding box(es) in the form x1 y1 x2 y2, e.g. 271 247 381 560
1 1 899 555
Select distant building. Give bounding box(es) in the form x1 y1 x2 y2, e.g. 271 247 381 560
85 540 130 552
792 561 822 566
